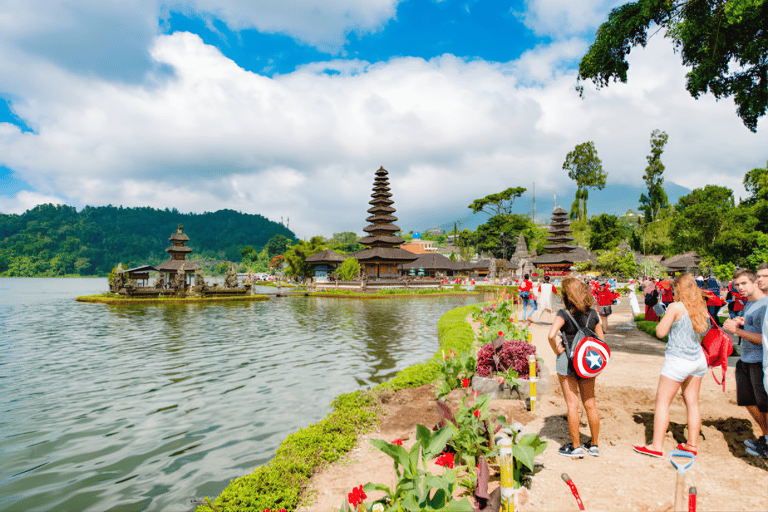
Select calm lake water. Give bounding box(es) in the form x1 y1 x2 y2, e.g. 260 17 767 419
0 278 480 512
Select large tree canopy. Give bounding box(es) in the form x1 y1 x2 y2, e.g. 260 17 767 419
563 141 607 222
468 186 527 216
639 129 670 222
578 0 768 132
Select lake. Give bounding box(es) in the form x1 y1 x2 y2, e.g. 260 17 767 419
0 278 480 511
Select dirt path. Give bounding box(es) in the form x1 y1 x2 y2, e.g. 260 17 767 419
297 299 768 511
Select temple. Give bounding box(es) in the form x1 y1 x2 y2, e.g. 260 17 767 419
157 225 199 286
352 167 418 279
531 207 596 276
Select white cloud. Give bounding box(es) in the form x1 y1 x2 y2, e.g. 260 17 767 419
1 30 766 238
516 0 625 38
168 0 401 53
0 190 65 214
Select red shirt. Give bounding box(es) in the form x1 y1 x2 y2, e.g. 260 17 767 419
519 279 533 293
596 287 618 306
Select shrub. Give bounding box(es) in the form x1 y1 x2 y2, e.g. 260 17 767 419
475 339 538 378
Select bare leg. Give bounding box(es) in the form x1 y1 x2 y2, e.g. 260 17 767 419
578 377 600 445
599 314 608 332
559 374 582 447
680 375 703 448
647 375 682 452
745 405 768 437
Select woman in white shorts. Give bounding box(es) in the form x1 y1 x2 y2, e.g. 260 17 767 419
634 273 709 457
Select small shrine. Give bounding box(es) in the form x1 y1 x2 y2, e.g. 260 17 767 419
157 225 199 287
508 233 535 279
531 207 596 276
352 167 418 279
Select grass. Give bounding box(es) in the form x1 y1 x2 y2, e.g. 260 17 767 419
194 303 481 512
76 293 269 304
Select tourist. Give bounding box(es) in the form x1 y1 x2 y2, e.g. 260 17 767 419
529 281 538 323
596 282 618 332
757 263 768 295
627 279 641 317
547 277 603 458
644 279 661 322
634 273 709 458
723 269 768 458
534 275 558 323
726 277 747 319
519 273 534 321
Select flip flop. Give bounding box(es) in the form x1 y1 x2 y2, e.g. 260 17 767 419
633 445 663 458
676 443 697 456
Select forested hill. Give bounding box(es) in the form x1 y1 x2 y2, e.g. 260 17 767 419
0 204 296 276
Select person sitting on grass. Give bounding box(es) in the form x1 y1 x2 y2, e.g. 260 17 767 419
634 273 708 458
548 277 604 458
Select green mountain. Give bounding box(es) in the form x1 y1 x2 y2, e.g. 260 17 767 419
0 204 296 276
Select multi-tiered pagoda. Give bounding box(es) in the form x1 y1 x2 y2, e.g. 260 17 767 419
353 167 417 279
531 207 596 275
157 225 199 286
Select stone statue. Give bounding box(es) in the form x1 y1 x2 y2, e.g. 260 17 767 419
488 258 497 281
154 273 165 289
224 265 238 288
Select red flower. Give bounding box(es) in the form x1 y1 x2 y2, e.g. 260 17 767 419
434 451 454 468
474 409 482 419
498 330 504 336
472 390 479 398
461 378 470 388
348 485 367 508
391 438 403 445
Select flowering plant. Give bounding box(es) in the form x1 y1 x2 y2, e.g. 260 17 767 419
362 424 473 511
435 348 476 398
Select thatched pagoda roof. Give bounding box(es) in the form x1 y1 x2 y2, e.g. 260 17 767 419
400 252 456 270
157 260 199 272
662 251 701 270
305 249 347 264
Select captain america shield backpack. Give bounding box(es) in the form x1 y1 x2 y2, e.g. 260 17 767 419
561 309 611 379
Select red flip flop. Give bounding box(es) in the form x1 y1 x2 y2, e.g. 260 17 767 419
676 443 697 455
633 445 663 458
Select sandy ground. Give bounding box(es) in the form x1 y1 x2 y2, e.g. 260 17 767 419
296 298 768 512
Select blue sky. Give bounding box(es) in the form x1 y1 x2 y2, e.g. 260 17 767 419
1 0 767 238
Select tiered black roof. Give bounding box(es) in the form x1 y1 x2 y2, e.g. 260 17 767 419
353 167 418 263
531 207 596 265
157 225 199 272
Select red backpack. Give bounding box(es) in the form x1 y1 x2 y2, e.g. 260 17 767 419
701 313 733 391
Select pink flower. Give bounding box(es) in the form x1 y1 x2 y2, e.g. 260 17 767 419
472 390 479 398
461 378 470 388
474 409 482 419
435 451 455 468
348 485 367 508
391 438 403 446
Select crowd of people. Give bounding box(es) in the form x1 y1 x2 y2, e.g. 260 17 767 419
535 269 768 460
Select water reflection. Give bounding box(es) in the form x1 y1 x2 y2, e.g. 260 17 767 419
0 279 479 512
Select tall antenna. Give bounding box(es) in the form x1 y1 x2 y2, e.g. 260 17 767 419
532 181 536 224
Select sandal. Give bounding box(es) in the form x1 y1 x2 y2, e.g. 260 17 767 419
676 443 697 455
633 445 663 458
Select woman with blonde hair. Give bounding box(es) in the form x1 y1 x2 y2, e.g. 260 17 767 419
634 273 709 457
548 277 604 458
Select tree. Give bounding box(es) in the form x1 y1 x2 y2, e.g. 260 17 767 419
578 0 768 132
335 257 360 281
468 186 528 259
328 232 363 253
563 142 607 222
639 130 670 222
283 236 326 278
468 187 527 216
670 185 735 259
589 213 625 251
266 234 292 258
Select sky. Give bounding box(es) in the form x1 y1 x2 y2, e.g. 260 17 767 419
1 0 767 239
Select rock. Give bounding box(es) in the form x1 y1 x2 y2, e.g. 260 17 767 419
471 360 551 400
